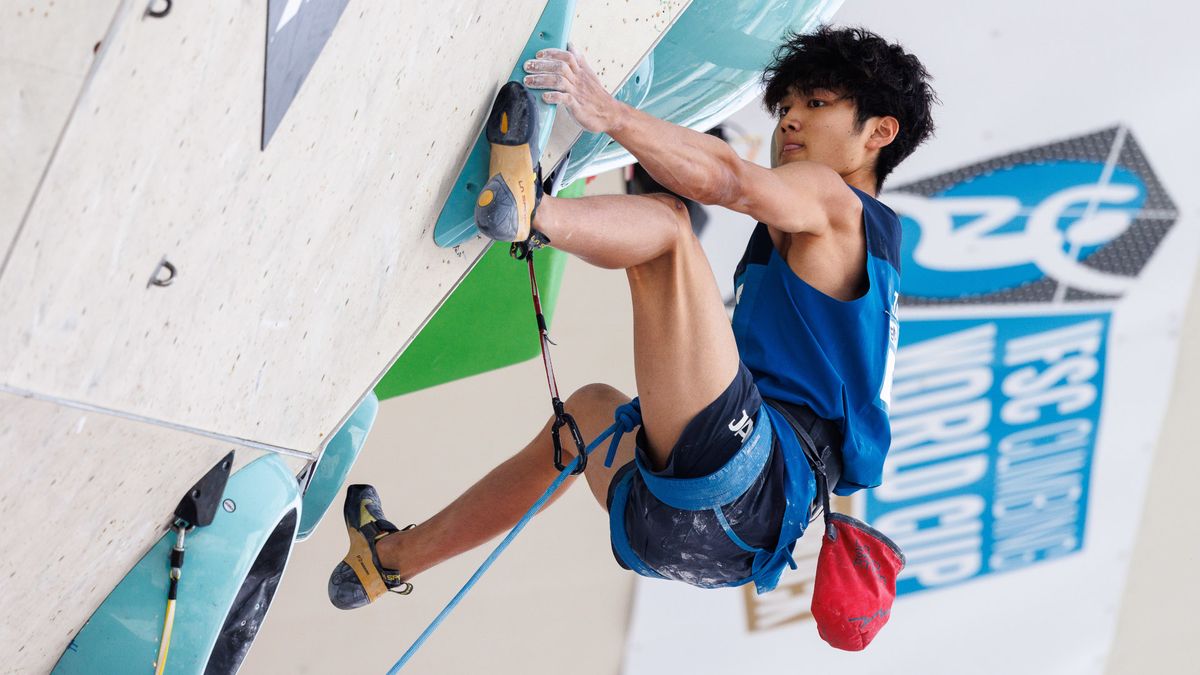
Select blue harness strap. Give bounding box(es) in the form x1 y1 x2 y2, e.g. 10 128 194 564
762 403 819 537
712 507 760 554
608 471 668 580
606 402 812 595
632 407 773 510
608 406 777 582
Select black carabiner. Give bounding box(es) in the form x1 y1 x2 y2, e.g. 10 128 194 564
550 399 587 475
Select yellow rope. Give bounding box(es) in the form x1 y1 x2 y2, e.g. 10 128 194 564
153 598 176 675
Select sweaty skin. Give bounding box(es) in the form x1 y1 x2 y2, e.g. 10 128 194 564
523 45 899 302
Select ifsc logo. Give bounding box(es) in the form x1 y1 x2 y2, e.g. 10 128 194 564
861 126 1179 597
885 126 1177 305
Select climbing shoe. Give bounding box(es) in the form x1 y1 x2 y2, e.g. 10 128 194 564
475 81 546 244
327 484 413 610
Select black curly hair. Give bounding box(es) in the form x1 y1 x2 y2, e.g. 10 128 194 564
762 26 937 189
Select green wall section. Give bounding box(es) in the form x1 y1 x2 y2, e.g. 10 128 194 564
374 180 584 400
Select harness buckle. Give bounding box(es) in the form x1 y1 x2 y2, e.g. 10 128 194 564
550 398 587 474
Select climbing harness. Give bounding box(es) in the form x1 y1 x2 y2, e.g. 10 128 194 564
385 399 813 669
605 404 814 594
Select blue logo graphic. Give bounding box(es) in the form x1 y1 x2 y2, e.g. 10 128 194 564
888 161 1147 299
866 314 1106 595
858 127 1175 596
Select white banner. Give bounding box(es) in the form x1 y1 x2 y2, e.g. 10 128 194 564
623 1 1199 673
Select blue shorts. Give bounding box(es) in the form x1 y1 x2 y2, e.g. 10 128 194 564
606 364 791 588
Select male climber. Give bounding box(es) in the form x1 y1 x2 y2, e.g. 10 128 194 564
329 27 936 607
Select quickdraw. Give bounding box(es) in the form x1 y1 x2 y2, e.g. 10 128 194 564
153 521 189 675
510 241 587 474
154 452 234 673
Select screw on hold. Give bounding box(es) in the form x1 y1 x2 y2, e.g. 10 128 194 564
223 499 236 513
174 451 234 528
145 0 172 18
148 257 177 288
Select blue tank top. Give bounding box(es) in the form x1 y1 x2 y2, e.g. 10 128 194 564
732 186 901 495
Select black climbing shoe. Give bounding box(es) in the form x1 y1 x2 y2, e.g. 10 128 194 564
327 484 412 610
475 81 546 244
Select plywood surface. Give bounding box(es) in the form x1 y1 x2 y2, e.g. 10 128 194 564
0 392 290 673
0 0 122 255
0 0 543 455
0 0 690 456
0 2 691 671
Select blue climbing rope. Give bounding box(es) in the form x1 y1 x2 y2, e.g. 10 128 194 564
387 400 641 673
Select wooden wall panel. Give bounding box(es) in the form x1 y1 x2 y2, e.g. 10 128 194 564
0 0 544 453
0 2 691 669
0 392 294 672
0 0 122 255
0 0 690 455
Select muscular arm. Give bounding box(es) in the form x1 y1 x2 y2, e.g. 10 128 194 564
608 104 858 234
524 47 859 235
604 101 741 205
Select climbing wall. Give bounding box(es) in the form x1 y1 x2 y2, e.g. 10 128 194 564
0 0 550 453
0 0 690 670
0 391 285 669
0 0 122 256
